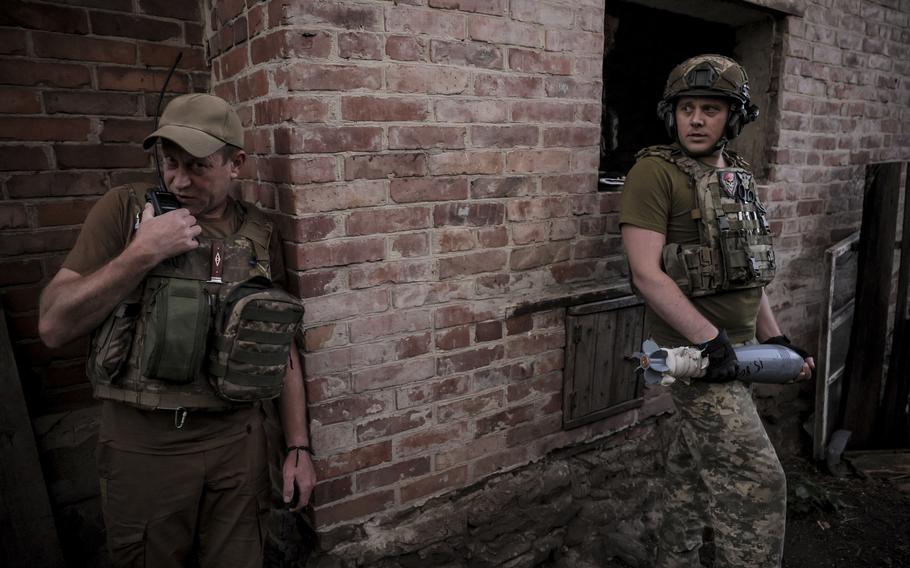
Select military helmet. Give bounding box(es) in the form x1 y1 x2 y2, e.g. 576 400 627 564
656 54 760 142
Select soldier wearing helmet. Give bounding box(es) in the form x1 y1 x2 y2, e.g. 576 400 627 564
619 55 814 567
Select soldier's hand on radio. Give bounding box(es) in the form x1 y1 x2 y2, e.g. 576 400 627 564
132 203 201 264
701 329 739 383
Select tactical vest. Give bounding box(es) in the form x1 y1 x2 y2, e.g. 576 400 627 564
635 144 775 297
86 187 304 411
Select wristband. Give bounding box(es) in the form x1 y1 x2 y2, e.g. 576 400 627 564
287 445 313 467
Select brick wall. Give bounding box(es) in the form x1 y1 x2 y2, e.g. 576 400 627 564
206 0 626 530
0 0 208 412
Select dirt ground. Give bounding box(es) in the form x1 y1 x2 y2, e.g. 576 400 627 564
781 456 910 568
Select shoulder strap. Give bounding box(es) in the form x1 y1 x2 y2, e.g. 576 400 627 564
236 201 274 279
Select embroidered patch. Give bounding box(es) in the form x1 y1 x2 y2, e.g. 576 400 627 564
720 170 738 198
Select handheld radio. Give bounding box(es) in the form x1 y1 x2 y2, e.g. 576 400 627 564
147 52 183 216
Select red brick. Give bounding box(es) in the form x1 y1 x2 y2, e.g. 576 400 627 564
0 87 39 113
280 62 382 91
356 410 433 444
475 320 502 342
391 233 429 258
0 60 91 88
478 226 507 248
546 29 603 54
350 332 432 367
545 76 601 100
541 173 597 194
338 32 383 60
0 228 79 256
33 32 136 64
1 286 42 313
511 101 574 122
90 12 181 42
386 6 466 38
342 96 429 122
436 325 470 350
506 330 565 358
387 64 470 95
472 446 528 478
0 117 90 141
468 15 541 47
313 490 395 526
474 73 545 98
1 2 89 34
0 260 42 286
355 456 431 491
507 371 562 404
100 119 155 143
284 215 339 243
304 323 349 352
431 40 502 69
550 218 578 241
510 0 574 27
260 156 336 185
276 126 382 154
286 237 385 270
574 237 611 259
255 97 330 124
436 228 476 253
349 260 433 289
508 49 572 75
438 390 504 423
400 465 468 502
397 422 469 458
396 375 469 408
285 180 386 214
393 281 473 309
471 176 535 199
139 0 200 20
470 125 538 148
305 346 352 375
389 177 466 204
139 43 206 70
276 1 383 31
507 197 570 221
303 289 390 326
352 357 436 392
0 146 49 171
433 202 504 226
0 29 27 55
219 46 250 79
310 393 391 426
248 3 266 36
55 144 148 169
476 403 535 437
345 153 427 180
434 302 498 328
435 99 508 123
439 250 506 280
429 0 505 14
34 198 97 227
8 171 106 198
386 35 428 61
98 67 188 92
506 149 571 173
350 309 432 342
429 151 501 175
44 91 139 116
510 243 569 270
237 69 269 102
314 476 353 505
437 343 504 374
251 30 333 64
0 204 27 229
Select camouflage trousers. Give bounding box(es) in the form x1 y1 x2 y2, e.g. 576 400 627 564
655 379 787 567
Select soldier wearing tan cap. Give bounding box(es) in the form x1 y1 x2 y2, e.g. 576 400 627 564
39 93 315 567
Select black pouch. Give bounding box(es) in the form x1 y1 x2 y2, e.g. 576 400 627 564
87 302 141 386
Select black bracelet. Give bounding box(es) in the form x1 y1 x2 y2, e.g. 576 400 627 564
287 445 313 467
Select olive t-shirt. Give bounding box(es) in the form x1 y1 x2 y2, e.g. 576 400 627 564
619 156 762 346
64 185 285 455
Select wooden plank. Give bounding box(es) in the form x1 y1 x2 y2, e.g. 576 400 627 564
568 294 643 316
0 301 65 567
879 162 910 446
842 162 902 448
562 315 580 427
592 310 617 410
573 314 599 421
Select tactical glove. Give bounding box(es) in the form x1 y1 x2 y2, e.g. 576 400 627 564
762 334 810 360
700 329 738 383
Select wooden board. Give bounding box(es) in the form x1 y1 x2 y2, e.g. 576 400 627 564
0 301 65 567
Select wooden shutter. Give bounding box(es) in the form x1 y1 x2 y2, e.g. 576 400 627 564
563 296 646 429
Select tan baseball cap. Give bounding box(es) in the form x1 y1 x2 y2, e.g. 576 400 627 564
143 93 244 158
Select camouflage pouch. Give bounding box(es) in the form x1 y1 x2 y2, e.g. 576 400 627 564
141 277 211 383
87 301 141 386
208 276 304 402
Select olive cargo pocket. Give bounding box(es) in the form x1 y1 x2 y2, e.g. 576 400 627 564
661 243 692 295
719 232 754 286
141 278 210 383
87 302 140 387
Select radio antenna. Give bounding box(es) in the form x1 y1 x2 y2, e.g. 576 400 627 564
154 52 183 192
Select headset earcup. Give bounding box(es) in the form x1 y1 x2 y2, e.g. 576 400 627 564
657 100 676 140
